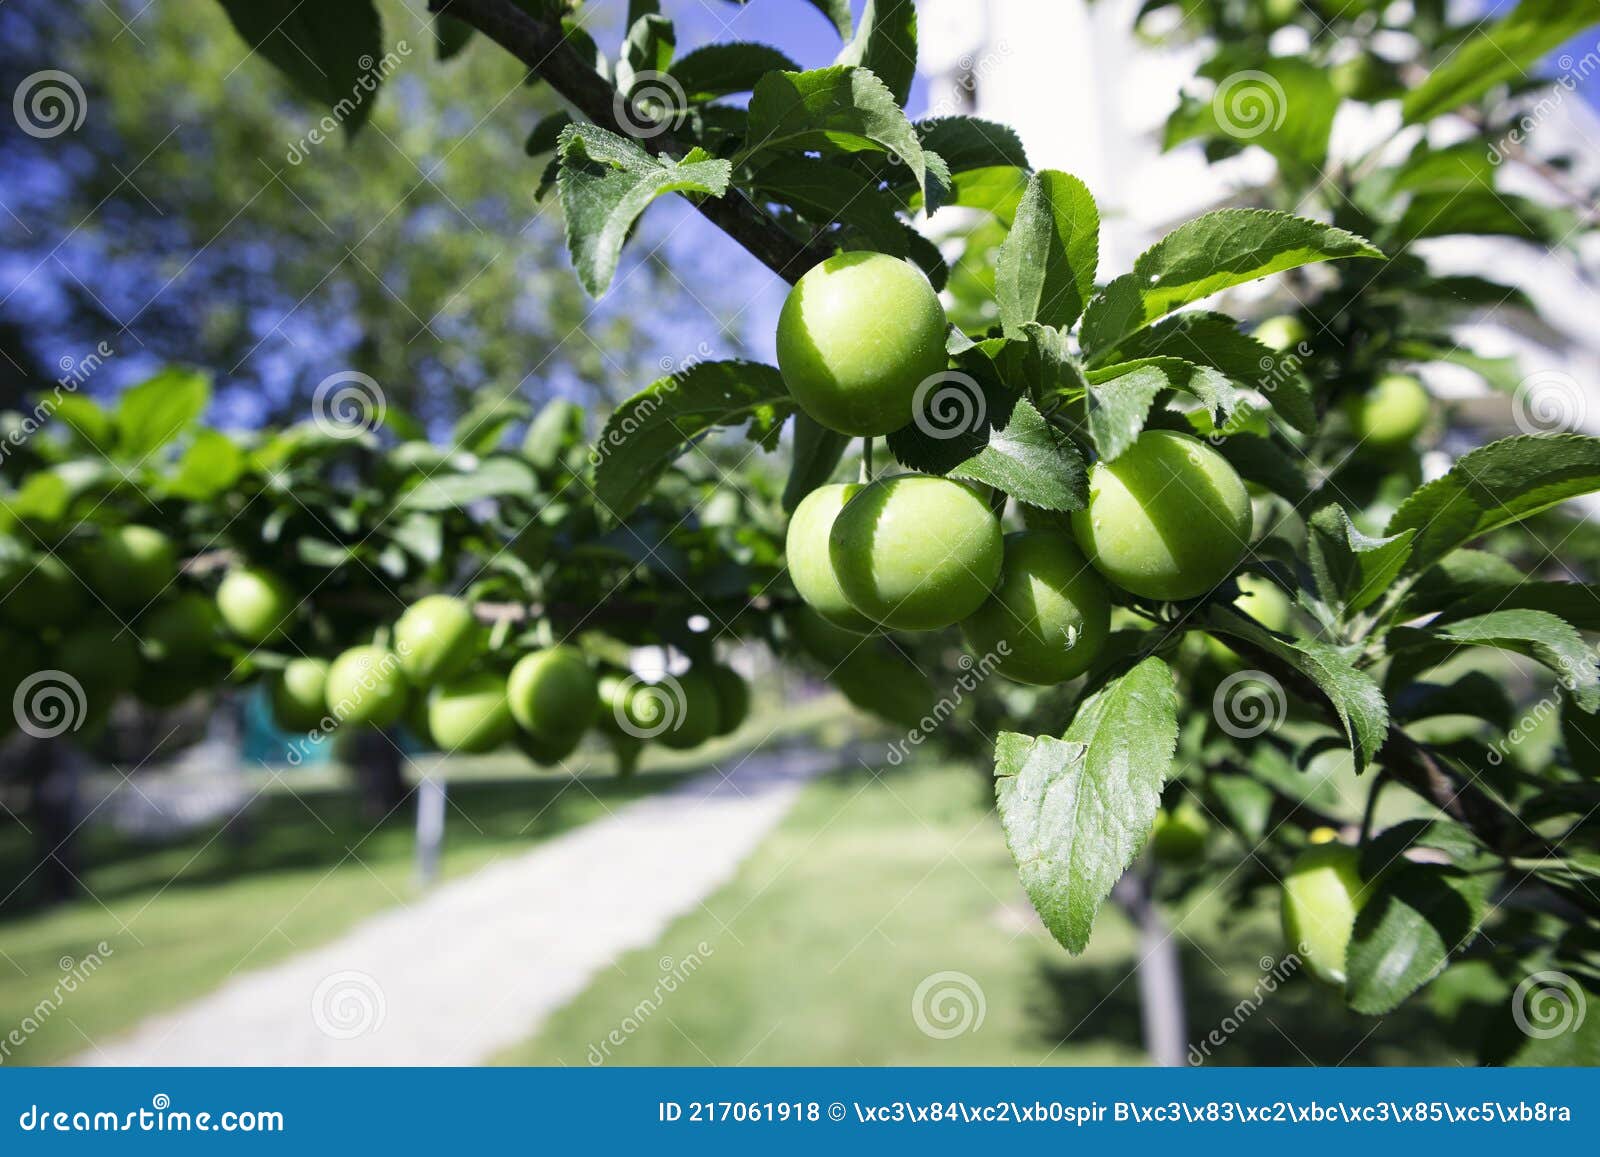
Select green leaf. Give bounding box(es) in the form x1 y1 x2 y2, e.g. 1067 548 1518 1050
1167 54 1338 176
1395 673 1516 733
436 14 474 61
165 429 245 500
524 111 572 157
1306 504 1416 615
616 13 675 96
1403 0 1600 124
1391 609 1600 712
1080 210 1381 355
452 395 532 455
1204 608 1389 771
592 360 791 518
1388 434 1600 573
396 456 537 512
748 157 908 255
1393 189 1569 243
994 656 1179 954
214 0 384 136
670 43 799 101
995 170 1099 335
800 0 853 38
556 125 731 296
1084 357 1242 461
1506 993 1600 1065
743 66 929 199
116 368 210 462
1346 860 1493 1015
916 116 1030 175
49 395 115 453
782 412 849 513
1433 580 1600 633
834 0 917 105
1209 432 1309 503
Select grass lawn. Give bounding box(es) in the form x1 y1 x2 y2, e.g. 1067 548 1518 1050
496 758 1458 1067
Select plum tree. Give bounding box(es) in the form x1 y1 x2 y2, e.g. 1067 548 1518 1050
1281 833 1369 987
507 646 599 740
215 567 296 644
960 531 1110 685
271 657 330 732
81 525 177 608
427 671 515 754
776 253 948 436
829 475 1003 631
785 482 876 633
325 644 408 729
1071 431 1252 601
394 595 482 687
1344 372 1431 451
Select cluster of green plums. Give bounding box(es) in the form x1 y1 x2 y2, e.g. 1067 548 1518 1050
778 253 1258 684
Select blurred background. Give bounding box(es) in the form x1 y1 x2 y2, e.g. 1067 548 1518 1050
0 0 1595 1067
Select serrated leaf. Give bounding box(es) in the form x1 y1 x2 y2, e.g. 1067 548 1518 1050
556 125 731 296
916 116 1029 174
834 0 917 105
995 170 1099 335
1403 0 1600 124
1346 860 1494 1015
1433 581 1600 633
1306 504 1416 615
1393 673 1516 733
592 360 790 518
1084 357 1242 461
782 412 848 512
1209 432 1309 503
165 429 245 500
670 43 800 100
994 656 1179 954
215 0 384 136
116 368 210 462
1391 609 1600 712
743 66 928 199
1388 435 1600 573
1080 209 1381 355
524 111 572 157
748 157 908 255
616 12 675 96
1167 54 1338 177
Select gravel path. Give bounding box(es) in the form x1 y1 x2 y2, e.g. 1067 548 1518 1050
75 746 836 1066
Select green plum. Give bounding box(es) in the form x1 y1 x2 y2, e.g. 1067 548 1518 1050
1344 372 1430 451
216 567 296 644
960 531 1110 685
786 483 876 633
705 663 750 735
272 657 331 732
394 595 482 687
325 644 409 729
82 525 178 608
427 671 515 754
1281 833 1369 987
507 645 599 739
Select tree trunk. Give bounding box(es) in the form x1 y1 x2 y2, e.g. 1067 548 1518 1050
350 729 408 820
1115 867 1188 1066
21 738 80 905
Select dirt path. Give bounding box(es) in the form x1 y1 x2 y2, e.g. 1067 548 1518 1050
74 746 836 1065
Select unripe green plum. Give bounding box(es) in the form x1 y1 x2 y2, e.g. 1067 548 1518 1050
427 671 514 754
787 606 864 665
141 593 220 664
1 554 88 629
1281 834 1368 987
654 669 722 750
508 646 599 739
830 475 1003 631
515 726 584 767
1150 800 1209 864
216 567 296 644
776 252 948 436
1344 373 1430 451
786 483 877 633
82 525 177 608
705 663 750 735
325 645 409 729
272 657 331 732
960 531 1110 685
1070 431 1252 601
1254 314 1307 353
394 595 481 688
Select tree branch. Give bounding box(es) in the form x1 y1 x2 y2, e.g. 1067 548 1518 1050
430 0 832 284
